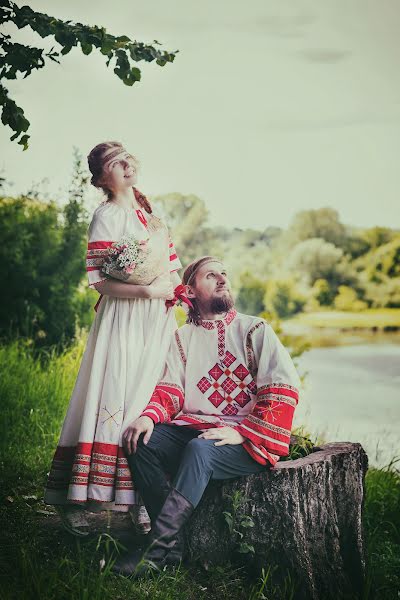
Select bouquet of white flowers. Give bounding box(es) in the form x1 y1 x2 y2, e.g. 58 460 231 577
101 230 169 285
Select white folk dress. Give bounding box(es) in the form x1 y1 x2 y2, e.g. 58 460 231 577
44 200 181 507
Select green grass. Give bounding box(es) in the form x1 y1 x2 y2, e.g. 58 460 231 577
284 308 400 331
1 340 399 599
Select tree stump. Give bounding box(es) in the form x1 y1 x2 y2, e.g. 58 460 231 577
184 442 368 600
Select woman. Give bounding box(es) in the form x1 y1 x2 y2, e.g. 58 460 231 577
44 141 184 535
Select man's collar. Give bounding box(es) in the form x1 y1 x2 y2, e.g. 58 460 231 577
200 308 237 330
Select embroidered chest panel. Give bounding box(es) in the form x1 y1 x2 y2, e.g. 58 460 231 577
197 350 257 417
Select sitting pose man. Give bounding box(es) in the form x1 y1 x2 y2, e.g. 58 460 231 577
113 256 300 576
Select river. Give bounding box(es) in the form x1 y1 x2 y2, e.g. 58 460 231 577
293 341 400 467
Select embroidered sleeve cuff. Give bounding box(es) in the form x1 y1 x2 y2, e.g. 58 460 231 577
234 418 291 457
141 403 169 424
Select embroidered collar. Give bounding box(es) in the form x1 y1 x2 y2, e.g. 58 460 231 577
200 308 237 330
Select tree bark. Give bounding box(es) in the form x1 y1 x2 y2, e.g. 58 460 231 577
184 442 368 600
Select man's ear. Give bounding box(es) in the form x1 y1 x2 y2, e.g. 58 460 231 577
186 284 195 299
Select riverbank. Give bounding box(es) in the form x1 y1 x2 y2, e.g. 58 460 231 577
285 308 400 330
282 308 400 348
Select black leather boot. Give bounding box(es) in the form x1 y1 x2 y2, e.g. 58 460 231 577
112 488 193 577
140 482 184 564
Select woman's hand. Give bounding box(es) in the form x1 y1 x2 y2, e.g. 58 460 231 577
198 426 245 446
148 273 174 300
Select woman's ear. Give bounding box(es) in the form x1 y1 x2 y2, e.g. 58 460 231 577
97 171 107 187
186 284 195 299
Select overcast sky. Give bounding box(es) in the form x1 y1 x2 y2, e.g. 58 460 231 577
1 0 399 230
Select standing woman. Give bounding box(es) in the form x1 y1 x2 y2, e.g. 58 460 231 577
44 142 184 534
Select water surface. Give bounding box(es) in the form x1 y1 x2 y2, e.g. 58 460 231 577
294 342 400 467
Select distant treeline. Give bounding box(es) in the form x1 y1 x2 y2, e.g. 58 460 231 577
1 158 399 348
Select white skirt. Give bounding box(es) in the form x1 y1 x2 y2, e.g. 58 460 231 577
44 295 176 507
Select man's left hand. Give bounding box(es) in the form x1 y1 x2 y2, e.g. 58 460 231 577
198 427 245 446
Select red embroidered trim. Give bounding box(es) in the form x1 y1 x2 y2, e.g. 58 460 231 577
200 308 237 330
242 439 279 466
236 421 290 456
246 320 265 377
46 442 133 493
225 308 237 325
173 416 221 428
87 241 114 249
175 330 187 364
86 241 114 272
217 321 225 357
261 383 299 396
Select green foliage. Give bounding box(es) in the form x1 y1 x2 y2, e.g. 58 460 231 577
340 233 371 259
333 285 368 312
0 152 92 347
363 278 400 309
0 1 177 147
287 207 346 247
365 237 400 279
364 462 400 598
311 278 335 307
46 151 91 345
0 195 61 342
223 490 255 556
264 280 306 319
287 237 348 286
235 272 265 315
361 226 396 250
284 431 314 461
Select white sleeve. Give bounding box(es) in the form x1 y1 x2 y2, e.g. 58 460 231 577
86 207 119 287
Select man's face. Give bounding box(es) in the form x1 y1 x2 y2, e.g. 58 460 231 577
187 261 234 313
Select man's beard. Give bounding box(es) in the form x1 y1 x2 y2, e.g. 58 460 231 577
209 291 235 314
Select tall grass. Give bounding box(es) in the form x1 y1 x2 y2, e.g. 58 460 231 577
0 337 85 489
1 339 399 599
364 461 400 599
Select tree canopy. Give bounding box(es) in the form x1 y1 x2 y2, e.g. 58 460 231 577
0 1 178 149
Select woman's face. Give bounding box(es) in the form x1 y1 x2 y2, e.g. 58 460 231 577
100 147 137 193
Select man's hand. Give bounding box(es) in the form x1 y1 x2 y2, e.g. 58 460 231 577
198 426 245 446
122 416 154 455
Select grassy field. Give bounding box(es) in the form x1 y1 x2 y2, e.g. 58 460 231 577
1 339 399 599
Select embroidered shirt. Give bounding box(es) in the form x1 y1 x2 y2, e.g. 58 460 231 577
141 310 300 466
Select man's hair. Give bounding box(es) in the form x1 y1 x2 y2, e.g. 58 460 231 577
182 256 223 325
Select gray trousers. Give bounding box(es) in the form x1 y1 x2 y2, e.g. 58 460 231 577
128 424 267 508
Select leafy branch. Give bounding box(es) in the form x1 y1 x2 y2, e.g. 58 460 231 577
0 1 178 149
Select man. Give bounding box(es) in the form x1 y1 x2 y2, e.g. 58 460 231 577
113 256 300 576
